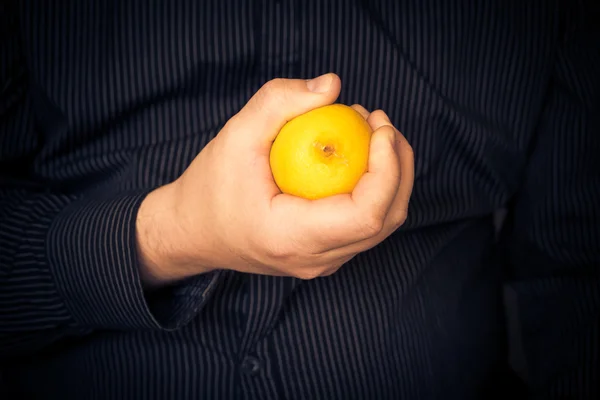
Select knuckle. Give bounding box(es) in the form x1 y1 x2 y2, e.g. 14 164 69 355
321 259 350 277
393 208 408 227
361 215 385 237
261 78 286 99
322 266 341 277
263 240 292 262
221 114 241 134
294 268 323 280
255 79 289 116
350 104 368 117
370 109 387 120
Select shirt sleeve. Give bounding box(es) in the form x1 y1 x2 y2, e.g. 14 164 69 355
500 7 600 399
0 2 221 360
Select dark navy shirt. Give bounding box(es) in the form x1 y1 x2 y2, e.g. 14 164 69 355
1 1 599 399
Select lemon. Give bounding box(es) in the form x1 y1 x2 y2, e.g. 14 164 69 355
269 104 372 200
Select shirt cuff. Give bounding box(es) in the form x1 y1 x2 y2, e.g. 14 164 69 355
47 190 221 330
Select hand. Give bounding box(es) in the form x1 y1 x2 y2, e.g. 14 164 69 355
136 73 414 287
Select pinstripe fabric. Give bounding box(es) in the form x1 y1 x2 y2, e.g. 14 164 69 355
1 0 598 399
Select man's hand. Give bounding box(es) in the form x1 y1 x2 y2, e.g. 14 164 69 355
136 73 414 287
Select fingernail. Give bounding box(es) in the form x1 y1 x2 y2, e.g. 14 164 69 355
307 74 333 93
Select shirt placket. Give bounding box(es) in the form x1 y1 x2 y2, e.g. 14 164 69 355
236 2 305 398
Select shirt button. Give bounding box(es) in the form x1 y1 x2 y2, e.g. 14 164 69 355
241 356 262 376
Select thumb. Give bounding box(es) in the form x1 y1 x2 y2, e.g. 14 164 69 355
231 73 341 148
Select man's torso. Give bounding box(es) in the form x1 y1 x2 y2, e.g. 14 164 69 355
7 1 557 398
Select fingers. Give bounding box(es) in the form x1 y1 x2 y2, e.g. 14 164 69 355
350 123 401 230
322 114 414 257
392 130 414 223
304 111 412 257
368 110 413 226
367 109 394 130
270 191 359 248
350 104 370 119
231 73 342 150
272 122 401 252
263 106 411 279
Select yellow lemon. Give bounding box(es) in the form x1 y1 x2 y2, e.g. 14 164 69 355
269 104 372 200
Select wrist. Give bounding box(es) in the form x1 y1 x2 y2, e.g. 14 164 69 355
136 183 213 288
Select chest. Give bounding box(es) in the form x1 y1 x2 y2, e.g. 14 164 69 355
20 0 556 213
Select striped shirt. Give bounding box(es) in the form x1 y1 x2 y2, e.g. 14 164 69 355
1 0 599 399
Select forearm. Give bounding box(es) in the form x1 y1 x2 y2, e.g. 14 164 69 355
0 0 222 358
136 182 216 288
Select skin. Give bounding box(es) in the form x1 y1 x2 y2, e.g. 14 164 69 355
136 73 414 287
